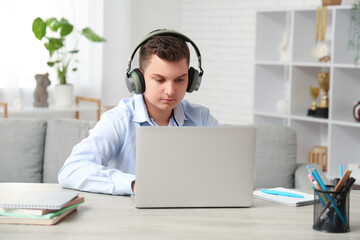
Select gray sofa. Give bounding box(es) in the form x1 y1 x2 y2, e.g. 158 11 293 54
0 118 325 188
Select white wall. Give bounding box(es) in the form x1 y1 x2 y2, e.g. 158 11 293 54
131 0 182 45
101 0 323 122
101 0 181 107
101 0 132 106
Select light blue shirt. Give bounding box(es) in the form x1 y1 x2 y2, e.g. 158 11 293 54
58 94 219 195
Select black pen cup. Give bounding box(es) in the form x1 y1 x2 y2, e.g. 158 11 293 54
312 185 350 233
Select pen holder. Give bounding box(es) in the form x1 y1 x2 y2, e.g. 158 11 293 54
313 185 350 233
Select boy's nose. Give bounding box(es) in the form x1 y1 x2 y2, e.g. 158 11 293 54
164 82 175 96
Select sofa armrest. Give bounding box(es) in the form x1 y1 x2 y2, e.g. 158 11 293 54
294 163 330 189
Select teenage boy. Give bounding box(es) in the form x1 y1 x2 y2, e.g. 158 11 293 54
58 30 219 195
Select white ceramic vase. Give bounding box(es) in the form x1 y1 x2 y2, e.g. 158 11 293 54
54 84 74 107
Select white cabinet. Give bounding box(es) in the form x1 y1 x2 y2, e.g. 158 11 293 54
254 6 360 179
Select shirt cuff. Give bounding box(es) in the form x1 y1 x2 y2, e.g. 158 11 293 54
113 173 136 195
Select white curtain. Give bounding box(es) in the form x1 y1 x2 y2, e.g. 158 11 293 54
0 0 104 107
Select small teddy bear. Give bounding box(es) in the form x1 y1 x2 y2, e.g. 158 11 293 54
33 73 51 107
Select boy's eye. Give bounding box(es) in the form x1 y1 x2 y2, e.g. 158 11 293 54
155 79 164 82
176 79 184 82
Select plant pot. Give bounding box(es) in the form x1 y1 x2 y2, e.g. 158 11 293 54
54 84 74 107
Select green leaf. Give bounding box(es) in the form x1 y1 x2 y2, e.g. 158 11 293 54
45 38 64 51
47 61 55 67
47 18 60 32
69 50 79 54
82 28 106 42
59 18 73 37
72 68 78 72
32 17 46 40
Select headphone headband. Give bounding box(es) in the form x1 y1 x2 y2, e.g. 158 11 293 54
126 30 203 77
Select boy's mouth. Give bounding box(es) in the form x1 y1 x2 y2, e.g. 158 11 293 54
163 98 175 103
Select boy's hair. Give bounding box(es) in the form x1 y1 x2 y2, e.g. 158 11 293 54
139 33 190 70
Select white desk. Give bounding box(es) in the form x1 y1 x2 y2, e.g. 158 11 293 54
0 183 359 240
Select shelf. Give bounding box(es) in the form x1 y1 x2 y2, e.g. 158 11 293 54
333 63 360 69
331 120 360 128
291 120 328 163
330 125 360 175
292 62 331 67
254 111 288 119
254 64 289 114
332 68 360 122
255 61 290 66
0 96 101 121
290 115 329 124
333 8 358 65
254 5 358 180
255 11 290 62
2 105 98 114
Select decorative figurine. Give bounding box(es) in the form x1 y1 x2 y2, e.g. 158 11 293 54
33 73 51 107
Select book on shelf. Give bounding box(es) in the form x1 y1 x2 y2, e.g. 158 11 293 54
253 187 315 207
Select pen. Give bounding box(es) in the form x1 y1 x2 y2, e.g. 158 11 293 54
339 165 343 178
308 173 327 205
260 189 304 198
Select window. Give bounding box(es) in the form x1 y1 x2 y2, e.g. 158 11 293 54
0 0 104 104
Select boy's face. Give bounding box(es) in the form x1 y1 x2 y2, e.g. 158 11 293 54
142 54 188 117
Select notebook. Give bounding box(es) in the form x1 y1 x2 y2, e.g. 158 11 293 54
0 196 84 216
0 207 77 225
134 126 256 208
0 191 79 210
253 187 315 207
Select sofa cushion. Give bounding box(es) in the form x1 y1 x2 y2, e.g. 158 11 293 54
0 118 47 183
254 126 297 188
43 118 97 183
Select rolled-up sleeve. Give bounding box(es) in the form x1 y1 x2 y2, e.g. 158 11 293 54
58 113 135 195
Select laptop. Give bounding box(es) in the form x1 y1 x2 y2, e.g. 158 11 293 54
134 126 256 208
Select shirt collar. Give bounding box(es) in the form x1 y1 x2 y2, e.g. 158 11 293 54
133 94 188 126
133 94 151 123
173 102 187 126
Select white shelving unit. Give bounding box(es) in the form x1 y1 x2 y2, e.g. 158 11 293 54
254 5 360 179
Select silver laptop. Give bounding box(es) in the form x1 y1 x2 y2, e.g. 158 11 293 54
134 126 256 208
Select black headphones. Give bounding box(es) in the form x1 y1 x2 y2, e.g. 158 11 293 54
125 29 204 94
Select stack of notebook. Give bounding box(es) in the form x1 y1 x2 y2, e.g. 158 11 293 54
0 191 84 225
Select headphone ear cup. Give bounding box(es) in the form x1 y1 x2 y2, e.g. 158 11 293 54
128 68 145 94
187 67 199 93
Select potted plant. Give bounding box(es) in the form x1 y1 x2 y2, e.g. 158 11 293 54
348 0 360 65
32 17 105 106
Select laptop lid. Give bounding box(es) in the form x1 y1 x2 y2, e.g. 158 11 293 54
134 126 256 208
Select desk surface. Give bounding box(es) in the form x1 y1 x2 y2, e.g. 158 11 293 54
0 183 359 240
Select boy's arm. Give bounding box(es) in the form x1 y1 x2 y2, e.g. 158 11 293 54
58 114 135 195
